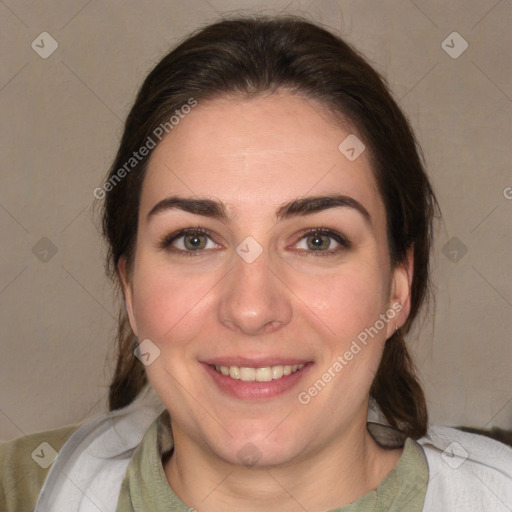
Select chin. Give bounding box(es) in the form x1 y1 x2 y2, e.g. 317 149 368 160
220 439 298 468
212 423 308 468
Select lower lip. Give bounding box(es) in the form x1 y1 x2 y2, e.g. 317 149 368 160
202 363 313 400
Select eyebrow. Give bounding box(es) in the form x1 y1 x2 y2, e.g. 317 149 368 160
276 195 371 224
147 196 228 221
147 194 371 225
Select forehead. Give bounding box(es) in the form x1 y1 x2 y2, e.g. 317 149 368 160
141 92 384 222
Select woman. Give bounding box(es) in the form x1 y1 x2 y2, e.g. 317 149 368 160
2 15 511 512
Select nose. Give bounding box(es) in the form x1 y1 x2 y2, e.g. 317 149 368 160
217 251 293 336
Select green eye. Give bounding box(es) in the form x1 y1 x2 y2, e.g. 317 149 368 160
159 228 220 254
295 228 351 254
182 233 208 250
305 233 332 250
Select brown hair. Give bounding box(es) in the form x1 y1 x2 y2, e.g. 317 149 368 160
101 15 438 439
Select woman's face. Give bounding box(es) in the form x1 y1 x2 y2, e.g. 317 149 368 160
120 92 412 466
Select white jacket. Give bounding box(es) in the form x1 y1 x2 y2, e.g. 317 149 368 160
34 385 512 512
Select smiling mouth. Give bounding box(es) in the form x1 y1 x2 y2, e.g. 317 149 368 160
211 363 306 382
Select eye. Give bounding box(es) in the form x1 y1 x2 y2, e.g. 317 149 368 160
159 228 221 254
293 228 351 254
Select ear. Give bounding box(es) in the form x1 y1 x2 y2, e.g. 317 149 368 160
118 257 138 337
385 246 414 339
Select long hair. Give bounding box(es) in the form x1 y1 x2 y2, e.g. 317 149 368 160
101 15 438 439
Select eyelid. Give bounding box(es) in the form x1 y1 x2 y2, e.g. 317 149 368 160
289 227 352 252
158 227 222 253
158 226 351 256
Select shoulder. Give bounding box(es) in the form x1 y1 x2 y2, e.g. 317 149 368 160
417 425 512 511
0 424 79 512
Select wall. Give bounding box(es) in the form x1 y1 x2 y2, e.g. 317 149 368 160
1 0 510 441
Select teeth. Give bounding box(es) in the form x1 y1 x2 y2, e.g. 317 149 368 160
272 366 284 379
214 363 305 382
255 367 272 382
240 367 256 382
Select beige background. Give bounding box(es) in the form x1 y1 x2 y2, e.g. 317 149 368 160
1 0 510 442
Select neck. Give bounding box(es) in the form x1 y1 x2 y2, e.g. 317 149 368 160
163 418 402 512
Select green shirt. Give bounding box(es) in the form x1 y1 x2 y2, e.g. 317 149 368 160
0 424 77 512
1 412 428 511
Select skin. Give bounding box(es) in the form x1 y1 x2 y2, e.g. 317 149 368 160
119 91 414 511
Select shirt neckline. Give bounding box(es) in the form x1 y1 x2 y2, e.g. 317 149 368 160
119 410 428 512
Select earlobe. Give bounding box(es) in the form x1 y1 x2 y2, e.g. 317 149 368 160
387 247 414 338
118 257 138 337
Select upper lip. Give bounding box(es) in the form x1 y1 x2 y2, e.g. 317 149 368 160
202 357 311 367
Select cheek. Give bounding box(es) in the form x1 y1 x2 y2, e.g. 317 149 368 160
293 260 390 340
289 255 391 402
299 270 388 408
131 256 216 343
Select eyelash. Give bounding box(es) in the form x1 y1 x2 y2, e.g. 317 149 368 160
292 227 352 256
158 227 218 257
157 227 352 257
